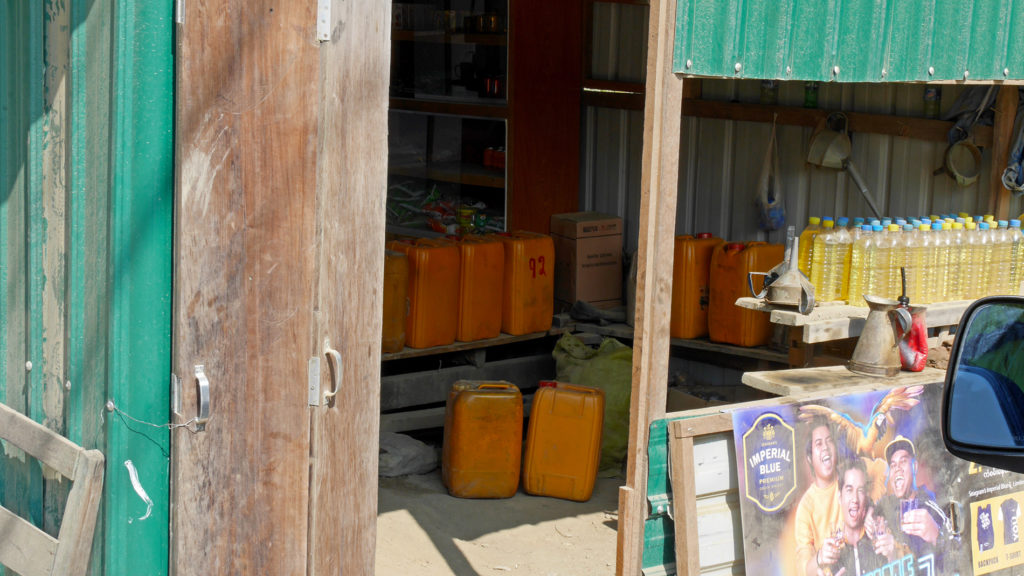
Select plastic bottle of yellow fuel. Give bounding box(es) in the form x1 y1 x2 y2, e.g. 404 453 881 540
809 218 835 298
798 217 822 277
847 224 877 307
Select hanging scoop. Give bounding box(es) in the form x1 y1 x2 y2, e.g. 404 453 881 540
748 226 816 314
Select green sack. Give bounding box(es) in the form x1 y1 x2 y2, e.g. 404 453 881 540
552 332 633 477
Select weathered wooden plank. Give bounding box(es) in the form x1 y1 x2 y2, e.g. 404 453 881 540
0 505 57 576
306 0 391 573
171 0 319 573
735 298 971 343
670 434 699 576
51 449 104 576
618 0 683 569
992 86 1018 219
381 354 554 411
741 365 944 397
0 402 77 478
381 330 552 361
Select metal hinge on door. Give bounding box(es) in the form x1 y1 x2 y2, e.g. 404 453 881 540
316 0 331 42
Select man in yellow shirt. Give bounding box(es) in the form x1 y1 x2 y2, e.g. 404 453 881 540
794 416 843 576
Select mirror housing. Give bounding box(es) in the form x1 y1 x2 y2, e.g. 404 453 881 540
942 296 1024 472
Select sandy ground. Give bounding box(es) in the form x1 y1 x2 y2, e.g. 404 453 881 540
376 471 621 575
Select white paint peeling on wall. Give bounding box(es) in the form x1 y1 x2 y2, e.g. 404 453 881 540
125 459 154 522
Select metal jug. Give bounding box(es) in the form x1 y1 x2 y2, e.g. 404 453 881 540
847 295 912 377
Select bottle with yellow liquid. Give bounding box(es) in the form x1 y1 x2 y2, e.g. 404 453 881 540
947 222 965 301
990 220 1012 295
927 221 947 303
1010 220 1024 295
870 224 897 299
798 217 822 277
809 218 835 299
847 225 879 307
963 222 983 299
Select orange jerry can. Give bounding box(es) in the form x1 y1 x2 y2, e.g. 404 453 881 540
382 250 409 353
386 238 460 349
670 233 724 339
708 241 784 347
457 236 504 342
496 232 555 335
442 381 523 499
522 381 604 502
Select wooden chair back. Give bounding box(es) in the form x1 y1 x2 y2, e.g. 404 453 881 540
0 402 104 576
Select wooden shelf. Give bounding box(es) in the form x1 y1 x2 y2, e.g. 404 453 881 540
742 365 945 397
381 327 565 362
735 297 972 344
390 97 508 119
571 321 790 364
391 29 507 46
389 161 505 188
682 99 994 148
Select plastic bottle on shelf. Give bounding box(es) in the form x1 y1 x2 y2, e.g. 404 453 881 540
912 224 934 304
1010 220 1024 295
798 217 822 277
810 218 835 299
988 220 1009 295
929 221 948 303
872 224 897 299
964 222 984 299
830 217 854 302
947 222 964 302
847 225 876 307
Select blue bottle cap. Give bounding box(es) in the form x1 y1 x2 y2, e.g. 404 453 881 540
1012 219 1021 227
837 217 849 226
872 225 884 232
932 222 942 230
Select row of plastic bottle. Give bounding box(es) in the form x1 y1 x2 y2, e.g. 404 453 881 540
797 214 1024 306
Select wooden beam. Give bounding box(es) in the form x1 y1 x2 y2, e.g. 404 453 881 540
669 433 699 576
617 0 682 570
682 99 995 148
991 86 1019 219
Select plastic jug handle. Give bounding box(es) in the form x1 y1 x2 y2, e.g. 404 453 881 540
554 383 604 397
477 383 514 391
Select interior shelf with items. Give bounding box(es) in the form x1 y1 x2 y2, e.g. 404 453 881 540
388 0 509 236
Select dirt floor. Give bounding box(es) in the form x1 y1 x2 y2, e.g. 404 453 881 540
376 471 621 575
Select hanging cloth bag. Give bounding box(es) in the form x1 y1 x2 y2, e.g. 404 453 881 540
755 114 786 231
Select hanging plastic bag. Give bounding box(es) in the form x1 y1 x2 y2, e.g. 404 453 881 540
755 115 786 231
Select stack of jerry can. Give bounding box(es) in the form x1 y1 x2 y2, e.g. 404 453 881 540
386 238 460 349
670 233 724 339
442 381 523 499
496 231 555 335
522 381 604 502
381 250 409 353
456 235 505 342
708 241 784 347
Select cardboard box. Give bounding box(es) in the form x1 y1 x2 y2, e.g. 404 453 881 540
551 212 623 305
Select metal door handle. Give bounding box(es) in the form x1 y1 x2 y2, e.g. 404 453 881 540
323 340 342 403
195 365 211 431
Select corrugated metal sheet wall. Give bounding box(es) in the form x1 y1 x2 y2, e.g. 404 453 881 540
583 7 1023 251
1 2 173 574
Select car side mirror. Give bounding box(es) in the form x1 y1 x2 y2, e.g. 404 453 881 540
942 296 1024 472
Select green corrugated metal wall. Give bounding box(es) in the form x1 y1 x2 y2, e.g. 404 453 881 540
0 0 173 574
674 0 1024 82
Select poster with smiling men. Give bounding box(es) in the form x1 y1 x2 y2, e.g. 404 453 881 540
730 384 981 576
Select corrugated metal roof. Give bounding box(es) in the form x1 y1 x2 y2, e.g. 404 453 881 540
674 0 1024 82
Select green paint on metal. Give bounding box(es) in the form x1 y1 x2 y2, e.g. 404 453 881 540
675 0 1024 82
643 418 676 573
103 0 174 573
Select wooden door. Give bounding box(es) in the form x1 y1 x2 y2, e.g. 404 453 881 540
171 1 388 574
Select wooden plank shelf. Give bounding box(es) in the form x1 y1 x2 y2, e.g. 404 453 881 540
571 321 790 364
381 326 567 362
741 364 945 397
391 29 507 46
682 98 994 147
389 97 508 119
734 297 972 344
389 161 505 188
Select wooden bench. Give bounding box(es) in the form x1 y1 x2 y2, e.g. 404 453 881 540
0 402 104 576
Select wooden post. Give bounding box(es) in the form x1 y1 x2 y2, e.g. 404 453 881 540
616 0 682 571
991 85 1018 220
